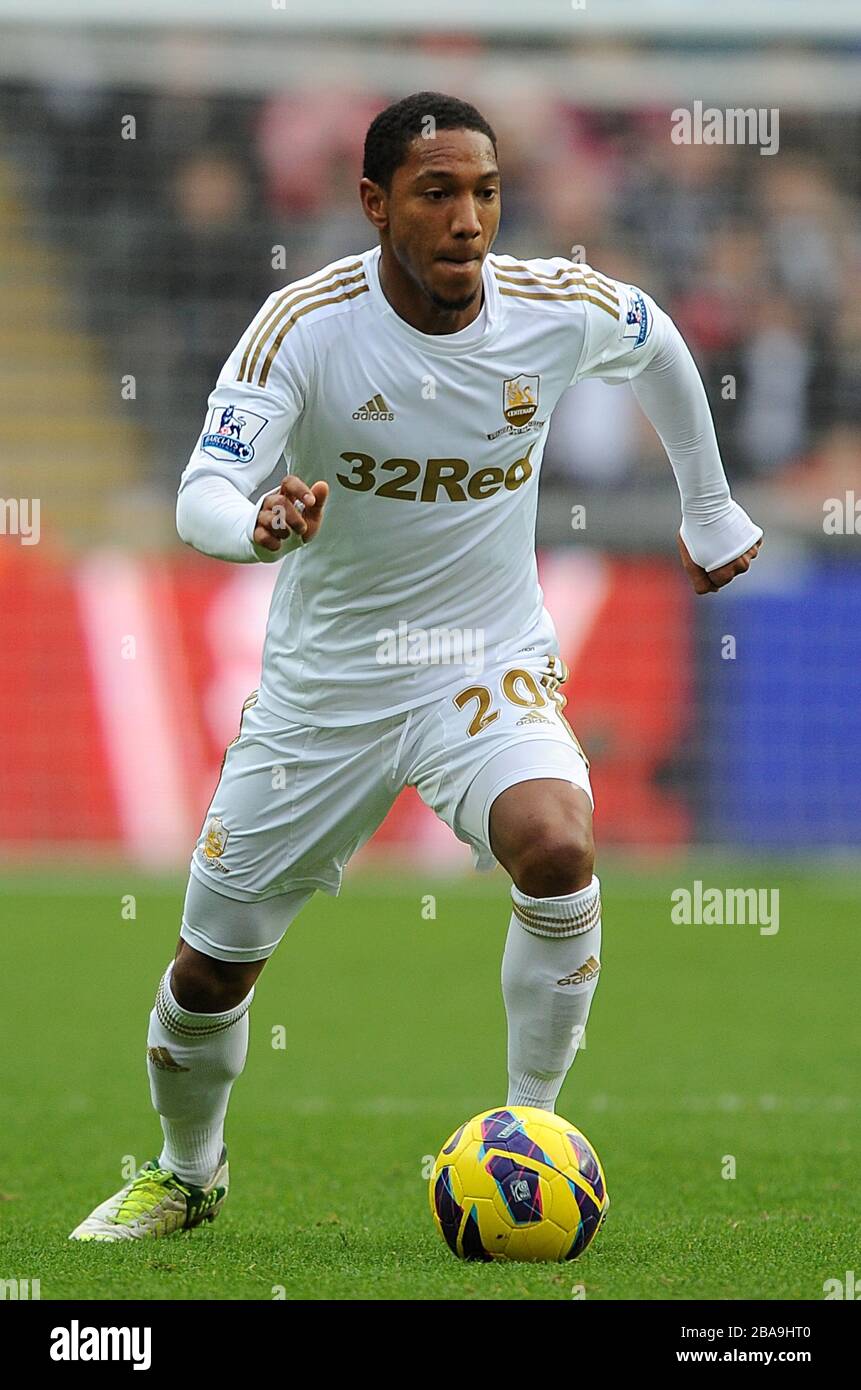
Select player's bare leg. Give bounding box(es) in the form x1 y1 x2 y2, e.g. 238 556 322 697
490 780 602 1113
490 780 594 896
170 938 266 1012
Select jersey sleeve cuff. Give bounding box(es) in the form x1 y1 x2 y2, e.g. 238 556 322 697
680 503 763 573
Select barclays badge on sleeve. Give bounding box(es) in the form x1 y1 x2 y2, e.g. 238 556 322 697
201 404 268 463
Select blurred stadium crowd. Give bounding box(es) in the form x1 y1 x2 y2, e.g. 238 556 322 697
2 35 860 857
3 66 860 515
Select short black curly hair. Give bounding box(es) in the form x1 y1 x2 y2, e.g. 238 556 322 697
363 91 497 190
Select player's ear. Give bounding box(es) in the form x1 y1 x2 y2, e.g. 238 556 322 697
359 177 389 232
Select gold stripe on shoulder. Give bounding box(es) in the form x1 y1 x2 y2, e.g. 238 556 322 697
494 264 618 306
241 265 366 384
498 286 619 319
257 283 369 387
496 270 619 313
496 259 619 299
238 261 365 383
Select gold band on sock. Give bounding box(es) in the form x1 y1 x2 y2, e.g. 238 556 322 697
155 969 253 1039
511 880 601 939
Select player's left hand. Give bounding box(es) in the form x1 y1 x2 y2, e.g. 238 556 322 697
677 532 763 595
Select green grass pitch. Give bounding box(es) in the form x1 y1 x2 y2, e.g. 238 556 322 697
1 861 858 1301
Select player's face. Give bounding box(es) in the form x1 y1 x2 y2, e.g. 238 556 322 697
385 129 500 312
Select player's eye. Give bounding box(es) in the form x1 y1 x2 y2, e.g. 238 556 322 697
424 189 447 201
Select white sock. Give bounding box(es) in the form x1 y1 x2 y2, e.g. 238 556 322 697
146 961 253 1186
501 875 602 1112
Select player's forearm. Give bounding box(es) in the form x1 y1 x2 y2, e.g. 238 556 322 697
176 472 288 564
631 309 762 572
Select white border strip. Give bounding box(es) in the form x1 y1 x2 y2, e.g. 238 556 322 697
1 2 860 38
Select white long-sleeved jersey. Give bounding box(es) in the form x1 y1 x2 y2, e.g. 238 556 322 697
177 246 761 726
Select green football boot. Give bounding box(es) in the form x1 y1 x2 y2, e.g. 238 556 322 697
69 1148 228 1241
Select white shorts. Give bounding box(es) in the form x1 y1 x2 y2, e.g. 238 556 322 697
182 654 593 961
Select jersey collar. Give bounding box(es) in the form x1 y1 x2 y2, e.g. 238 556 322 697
364 245 501 355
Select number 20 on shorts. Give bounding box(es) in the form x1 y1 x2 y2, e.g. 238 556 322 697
452 666 588 766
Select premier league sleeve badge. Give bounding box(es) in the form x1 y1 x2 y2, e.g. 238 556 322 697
200 404 269 463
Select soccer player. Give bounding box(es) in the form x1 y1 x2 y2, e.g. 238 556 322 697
71 93 762 1239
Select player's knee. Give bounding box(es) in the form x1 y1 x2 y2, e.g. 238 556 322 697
510 814 595 898
171 944 263 1013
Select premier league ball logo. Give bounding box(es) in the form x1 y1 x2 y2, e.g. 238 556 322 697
621 288 650 347
201 404 268 463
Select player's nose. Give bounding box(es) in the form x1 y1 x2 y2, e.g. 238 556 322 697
449 195 483 239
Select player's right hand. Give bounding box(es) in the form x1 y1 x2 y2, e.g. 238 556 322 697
677 531 762 595
254 476 329 551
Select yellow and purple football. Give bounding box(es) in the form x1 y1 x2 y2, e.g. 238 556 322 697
429 1106 608 1262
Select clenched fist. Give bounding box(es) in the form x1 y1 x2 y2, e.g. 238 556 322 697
677 532 762 595
254 475 329 552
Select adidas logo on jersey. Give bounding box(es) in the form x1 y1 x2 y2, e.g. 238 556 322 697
353 393 394 421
